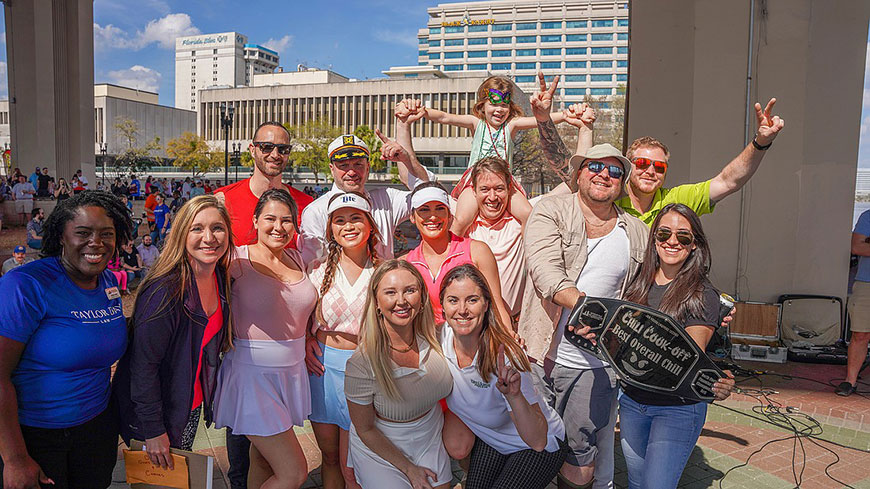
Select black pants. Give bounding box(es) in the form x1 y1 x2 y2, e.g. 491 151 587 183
226 428 250 489
0 403 119 489
465 436 568 489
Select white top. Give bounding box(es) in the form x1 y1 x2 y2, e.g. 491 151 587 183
309 259 374 335
78 175 89 187
554 225 629 369
466 214 526 316
298 171 432 264
441 326 565 454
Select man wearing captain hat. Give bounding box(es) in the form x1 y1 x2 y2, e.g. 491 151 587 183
299 127 432 264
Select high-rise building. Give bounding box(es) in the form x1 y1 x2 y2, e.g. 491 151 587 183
416 0 628 107
174 32 280 110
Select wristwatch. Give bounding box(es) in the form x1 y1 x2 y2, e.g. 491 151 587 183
752 137 772 151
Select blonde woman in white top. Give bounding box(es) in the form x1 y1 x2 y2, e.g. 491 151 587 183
344 260 454 489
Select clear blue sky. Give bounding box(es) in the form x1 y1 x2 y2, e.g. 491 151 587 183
0 2 867 167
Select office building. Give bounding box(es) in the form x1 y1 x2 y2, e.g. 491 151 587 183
416 0 628 106
175 32 280 110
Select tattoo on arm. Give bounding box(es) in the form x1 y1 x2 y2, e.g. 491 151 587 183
537 119 576 190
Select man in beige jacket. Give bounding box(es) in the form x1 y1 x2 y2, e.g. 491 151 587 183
519 135 648 488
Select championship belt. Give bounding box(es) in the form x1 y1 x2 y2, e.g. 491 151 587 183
565 296 725 403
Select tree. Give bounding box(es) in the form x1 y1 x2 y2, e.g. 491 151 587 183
584 84 626 150
285 118 343 184
112 117 161 176
166 132 223 176
240 151 254 167
353 125 385 172
512 126 578 197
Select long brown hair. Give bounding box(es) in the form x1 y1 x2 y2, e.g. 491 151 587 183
316 191 382 325
623 204 711 324
358 260 441 400
472 76 524 123
135 195 236 350
439 264 530 380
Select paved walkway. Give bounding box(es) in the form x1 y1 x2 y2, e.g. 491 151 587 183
108 359 870 488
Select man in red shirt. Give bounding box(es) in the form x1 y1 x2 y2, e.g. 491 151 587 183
215 121 313 246
143 186 158 234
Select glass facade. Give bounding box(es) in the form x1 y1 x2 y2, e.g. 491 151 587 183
541 35 562 43
445 51 462 59
567 21 587 28
515 75 535 83
591 47 613 55
565 74 586 82
516 49 537 56
467 64 487 70
492 36 511 44
590 74 612 82
429 27 441 34
541 21 562 29
566 48 587 55
565 61 587 68
515 62 536 69
541 48 562 56
591 20 613 28
468 24 488 32
491 50 511 57
591 60 612 68
493 23 511 31
564 88 585 95
491 63 511 70
590 88 612 95
566 34 587 42
541 61 561 69
445 26 463 33
517 35 537 43
517 22 537 30
468 38 487 45
592 33 613 41
467 50 487 58
445 38 463 46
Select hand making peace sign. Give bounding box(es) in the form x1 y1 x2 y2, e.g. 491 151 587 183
495 344 522 398
375 128 410 164
530 71 561 122
754 98 785 147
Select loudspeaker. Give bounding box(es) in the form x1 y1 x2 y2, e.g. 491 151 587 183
777 295 843 347
729 302 781 345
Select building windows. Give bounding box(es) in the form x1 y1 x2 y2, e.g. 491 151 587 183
429 39 441 46
419 38 428 44
429 27 441 34
444 64 462 71
566 48 587 55
492 36 511 44
617 47 628 54
590 74 612 82
445 26 463 33
467 63 487 70
541 61 561 69
565 61 587 68
541 21 562 29
445 51 463 59
515 75 536 83
617 33 629 40
564 88 585 95
493 23 512 31
591 47 613 55
404 73 419 78
516 35 537 43
429 52 441 59
445 38 463 46
591 60 612 68
566 34 587 42
419 51 428 57
541 35 562 43
617 60 628 68
591 33 613 41
468 24 488 32
616 74 628 82
419 61 428 66
516 49 537 57
213 49 218 54
191 50 195 56
491 49 512 57
566 21 588 29
541 48 562 56
467 50 487 58
590 88 612 95
490 63 511 70
468 37 487 45
516 22 537 30
591 20 613 28
515 62 536 69
618 19 629 27
565 74 586 82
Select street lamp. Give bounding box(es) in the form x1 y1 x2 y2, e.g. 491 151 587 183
99 142 108 186
232 142 241 183
219 103 235 186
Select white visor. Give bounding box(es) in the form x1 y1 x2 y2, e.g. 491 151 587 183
411 186 451 210
327 192 372 215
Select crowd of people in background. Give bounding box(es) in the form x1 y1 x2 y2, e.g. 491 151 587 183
0 72 791 489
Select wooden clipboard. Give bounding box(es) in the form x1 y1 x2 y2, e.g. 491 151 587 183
126 439 214 489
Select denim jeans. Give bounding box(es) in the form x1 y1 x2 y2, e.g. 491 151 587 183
618 390 707 489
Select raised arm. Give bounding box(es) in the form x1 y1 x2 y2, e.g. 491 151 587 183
709 98 785 203
530 73 576 191
400 98 477 132
377 126 429 189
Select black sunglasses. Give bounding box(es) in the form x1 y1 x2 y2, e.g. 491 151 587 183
654 227 694 246
253 141 292 155
584 161 625 180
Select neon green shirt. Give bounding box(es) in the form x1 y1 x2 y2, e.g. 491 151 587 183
615 179 714 226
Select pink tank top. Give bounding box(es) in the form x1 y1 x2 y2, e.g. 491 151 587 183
230 245 317 340
403 233 474 323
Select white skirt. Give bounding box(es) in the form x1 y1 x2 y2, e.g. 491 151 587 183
213 338 311 436
348 406 452 489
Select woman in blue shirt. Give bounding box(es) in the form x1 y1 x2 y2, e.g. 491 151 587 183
0 191 132 489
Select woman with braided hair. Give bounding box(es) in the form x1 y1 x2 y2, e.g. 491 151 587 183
305 191 381 489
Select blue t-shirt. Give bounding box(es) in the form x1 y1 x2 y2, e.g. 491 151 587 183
855 210 870 282
0 257 127 428
153 204 170 229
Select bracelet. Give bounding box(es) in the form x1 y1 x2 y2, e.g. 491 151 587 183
752 137 772 151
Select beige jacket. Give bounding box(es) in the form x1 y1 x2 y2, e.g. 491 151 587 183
518 193 649 364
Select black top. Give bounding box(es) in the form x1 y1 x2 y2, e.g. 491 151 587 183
37 174 51 191
120 247 140 268
622 279 719 406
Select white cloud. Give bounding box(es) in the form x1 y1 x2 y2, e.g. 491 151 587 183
862 116 869 137
94 13 199 51
107 65 161 93
0 61 7 97
372 29 418 48
263 35 293 55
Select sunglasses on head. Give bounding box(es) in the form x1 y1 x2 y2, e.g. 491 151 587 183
584 161 625 180
253 141 292 155
654 227 694 246
633 157 668 174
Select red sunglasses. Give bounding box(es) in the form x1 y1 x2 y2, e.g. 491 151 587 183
633 157 668 174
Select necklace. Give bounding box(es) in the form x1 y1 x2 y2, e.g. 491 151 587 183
390 336 417 353
486 123 505 160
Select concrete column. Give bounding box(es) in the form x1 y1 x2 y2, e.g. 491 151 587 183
627 0 870 301
4 0 95 183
